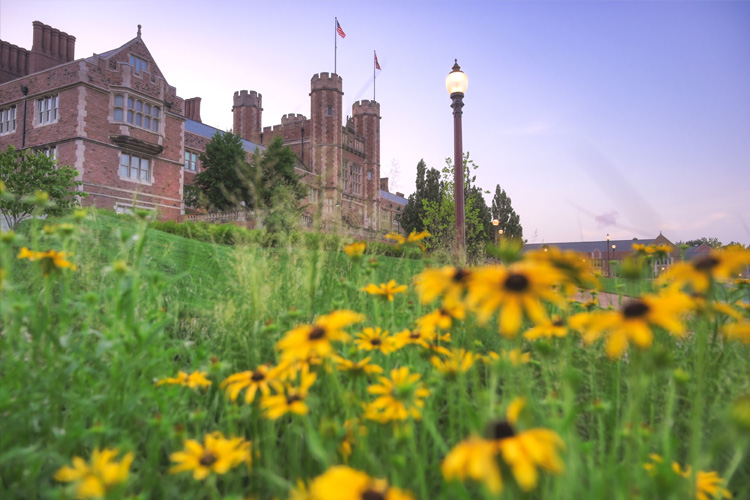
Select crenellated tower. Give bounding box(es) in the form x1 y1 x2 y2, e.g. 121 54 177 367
310 72 344 225
232 90 263 145
352 99 381 229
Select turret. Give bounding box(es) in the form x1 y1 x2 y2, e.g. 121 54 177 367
310 73 344 224
352 99 380 202
232 90 262 145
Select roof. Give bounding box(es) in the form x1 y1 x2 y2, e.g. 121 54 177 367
379 190 407 205
523 238 657 254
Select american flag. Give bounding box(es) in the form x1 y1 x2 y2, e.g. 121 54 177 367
375 51 381 70
336 20 346 38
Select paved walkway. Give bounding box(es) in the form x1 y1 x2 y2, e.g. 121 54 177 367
574 290 624 308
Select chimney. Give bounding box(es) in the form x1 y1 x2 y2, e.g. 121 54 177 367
379 177 389 192
184 97 202 122
29 21 75 73
396 192 404 198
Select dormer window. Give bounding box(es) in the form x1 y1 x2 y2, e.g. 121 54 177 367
130 55 148 73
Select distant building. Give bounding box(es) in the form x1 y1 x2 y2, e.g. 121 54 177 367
0 21 406 236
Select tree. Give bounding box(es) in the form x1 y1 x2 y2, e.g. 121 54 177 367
491 185 523 242
678 237 723 248
193 131 255 211
0 146 83 229
401 159 441 235
256 136 307 208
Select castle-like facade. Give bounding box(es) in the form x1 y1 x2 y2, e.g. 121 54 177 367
0 21 406 235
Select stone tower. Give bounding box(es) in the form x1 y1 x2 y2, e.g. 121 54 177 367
310 72 344 226
352 99 381 230
232 90 263 145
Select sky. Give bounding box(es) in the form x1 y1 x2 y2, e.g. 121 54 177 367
2 0 749 245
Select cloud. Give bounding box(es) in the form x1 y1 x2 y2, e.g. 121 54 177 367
594 210 619 227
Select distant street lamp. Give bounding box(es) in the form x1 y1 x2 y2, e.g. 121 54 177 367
606 234 611 277
447 59 468 262
611 244 616 277
492 219 499 245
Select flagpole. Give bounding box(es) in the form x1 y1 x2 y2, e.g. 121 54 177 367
373 50 376 101
334 17 337 75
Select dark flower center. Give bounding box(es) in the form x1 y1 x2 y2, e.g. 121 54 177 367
453 268 469 282
370 338 382 346
504 273 529 292
409 331 421 339
199 451 218 467
286 394 302 405
361 490 385 500
308 327 326 340
553 318 564 327
439 307 450 317
623 301 650 318
251 371 266 382
693 256 719 271
486 420 516 441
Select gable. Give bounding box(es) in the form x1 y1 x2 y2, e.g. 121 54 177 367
94 36 168 85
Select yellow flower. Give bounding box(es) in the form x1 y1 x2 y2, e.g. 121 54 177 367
333 355 384 376
416 304 465 334
169 431 251 480
362 279 408 301
523 317 569 341
442 437 503 493
260 366 317 419
525 246 599 292
308 465 415 500
723 321 750 343
221 364 283 404
345 241 366 261
501 349 531 366
338 418 368 462
18 247 77 276
355 327 397 354
156 370 212 389
367 367 430 422
659 246 750 293
414 266 471 308
277 310 364 361
578 287 694 358
385 230 431 251
696 470 733 500
430 348 476 376
467 262 565 337
55 447 134 499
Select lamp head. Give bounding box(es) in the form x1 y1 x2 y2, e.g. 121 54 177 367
446 59 468 96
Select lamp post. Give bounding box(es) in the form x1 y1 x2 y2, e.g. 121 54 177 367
611 244 616 277
447 59 468 262
492 219 499 245
606 234 611 277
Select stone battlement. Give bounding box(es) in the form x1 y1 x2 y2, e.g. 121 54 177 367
233 89 262 108
311 72 343 91
281 113 307 125
352 99 380 116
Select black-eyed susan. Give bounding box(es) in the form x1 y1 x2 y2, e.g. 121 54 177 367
430 348 476 376
333 355 384 376
441 436 503 493
695 470 732 500
338 418 368 462
500 348 531 366
467 262 565 337
362 279 408 301
577 287 694 359
525 246 599 293
416 304 466 334
18 247 77 276
156 370 211 389
414 266 471 309
523 316 569 341
260 366 317 420
54 447 134 499
659 246 750 293
169 431 251 480
221 364 283 404
722 321 750 343
385 230 431 251
366 367 430 423
308 465 415 500
344 241 366 261
354 327 397 354
277 310 364 361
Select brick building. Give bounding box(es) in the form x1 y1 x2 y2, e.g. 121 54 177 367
0 21 406 235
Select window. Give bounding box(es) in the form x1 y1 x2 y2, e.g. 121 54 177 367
36 145 57 161
130 55 148 73
184 151 199 171
37 95 58 125
367 171 372 180
119 153 150 182
0 106 16 134
114 93 160 132
327 106 333 116
309 188 318 202
345 163 362 195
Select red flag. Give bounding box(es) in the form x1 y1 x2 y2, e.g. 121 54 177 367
336 20 346 38
375 51 381 70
